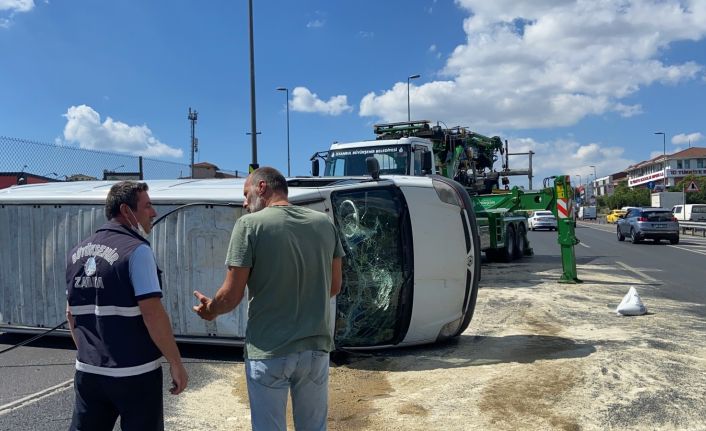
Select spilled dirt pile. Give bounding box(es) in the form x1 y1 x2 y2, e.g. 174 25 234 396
166 259 706 430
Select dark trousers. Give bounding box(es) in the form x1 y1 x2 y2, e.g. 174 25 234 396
69 367 163 431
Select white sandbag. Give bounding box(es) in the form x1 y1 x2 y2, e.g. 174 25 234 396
616 286 647 316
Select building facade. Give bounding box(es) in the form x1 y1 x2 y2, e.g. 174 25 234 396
0 172 60 189
591 171 627 197
626 147 706 190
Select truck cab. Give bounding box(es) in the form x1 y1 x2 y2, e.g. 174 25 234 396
317 137 435 177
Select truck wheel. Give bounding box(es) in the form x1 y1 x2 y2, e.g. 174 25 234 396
513 223 526 259
670 237 680 245
617 227 625 241
501 225 516 262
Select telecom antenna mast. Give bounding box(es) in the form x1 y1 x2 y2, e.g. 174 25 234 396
188 107 198 178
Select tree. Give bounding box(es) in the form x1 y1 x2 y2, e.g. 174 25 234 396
604 181 650 209
673 175 706 204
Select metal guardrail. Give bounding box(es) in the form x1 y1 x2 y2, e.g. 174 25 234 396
679 221 706 237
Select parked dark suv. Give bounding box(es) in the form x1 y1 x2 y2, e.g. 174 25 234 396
616 207 679 244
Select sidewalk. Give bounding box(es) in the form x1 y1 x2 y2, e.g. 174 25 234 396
164 258 706 430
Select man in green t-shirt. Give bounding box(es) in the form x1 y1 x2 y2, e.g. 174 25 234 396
193 167 344 431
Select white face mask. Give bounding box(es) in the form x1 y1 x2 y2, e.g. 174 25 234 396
126 206 149 238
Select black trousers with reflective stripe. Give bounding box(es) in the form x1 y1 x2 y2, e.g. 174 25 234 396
69 367 163 431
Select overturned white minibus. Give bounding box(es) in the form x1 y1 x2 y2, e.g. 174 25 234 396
0 175 480 348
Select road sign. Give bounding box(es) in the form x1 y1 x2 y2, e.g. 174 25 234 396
647 181 655 190
686 181 700 193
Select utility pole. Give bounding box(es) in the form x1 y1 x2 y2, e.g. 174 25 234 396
248 0 258 169
406 74 420 122
188 107 198 178
526 151 534 190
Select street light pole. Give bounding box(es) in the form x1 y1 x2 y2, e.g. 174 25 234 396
407 74 420 121
276 87 290 177
188 108 198 178
588 165 598 196
248 0 258 168
655 131 666 190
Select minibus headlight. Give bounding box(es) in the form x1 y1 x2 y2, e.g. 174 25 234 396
432 178 463 208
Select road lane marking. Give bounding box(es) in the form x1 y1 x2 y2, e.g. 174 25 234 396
578 242 590 248
576 223 614 233
579 223 706 253
616 261 659 283
667 245 706 256
0 379 73 415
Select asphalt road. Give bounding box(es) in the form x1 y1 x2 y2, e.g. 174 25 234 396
1 221 704 430
528 220 706 306
0 334 243 431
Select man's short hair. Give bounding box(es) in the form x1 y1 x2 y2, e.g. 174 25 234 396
105 181 149 220
250 167 288 196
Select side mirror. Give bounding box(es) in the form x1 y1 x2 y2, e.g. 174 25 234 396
365 156 380 180
422 151 433 175
311 159 320 177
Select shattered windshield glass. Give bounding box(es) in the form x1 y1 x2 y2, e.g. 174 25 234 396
331 187 413 346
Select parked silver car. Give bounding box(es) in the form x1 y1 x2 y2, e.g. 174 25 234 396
616 207 679 244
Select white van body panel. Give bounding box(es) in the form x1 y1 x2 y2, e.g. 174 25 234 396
578 206 597 220
651 192 683 210
672 204 706 222
0 177 476 348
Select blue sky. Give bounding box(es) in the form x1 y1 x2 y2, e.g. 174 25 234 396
2 0 705 187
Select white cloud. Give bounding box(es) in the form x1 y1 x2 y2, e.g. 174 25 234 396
290 87 353 116
0 0 33 27
672 132 703 145
612 103 643 118
507 136 635 187
306 19 324 28
359 0 706 129
0 0 34 12
357 30 374 39
62 105 183 159
306 10 326 29
428 44 442 59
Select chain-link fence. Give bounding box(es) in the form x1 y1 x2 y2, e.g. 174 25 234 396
0 136 245 184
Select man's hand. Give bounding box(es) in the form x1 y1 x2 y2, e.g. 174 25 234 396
169 362 188 395
192 267 248 321
193 291 217 321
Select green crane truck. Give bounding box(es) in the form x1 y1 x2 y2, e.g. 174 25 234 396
311 121 581 282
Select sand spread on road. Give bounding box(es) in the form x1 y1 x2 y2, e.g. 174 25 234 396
165 259 706 430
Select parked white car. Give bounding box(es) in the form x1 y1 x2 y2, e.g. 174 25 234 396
528 210 557 231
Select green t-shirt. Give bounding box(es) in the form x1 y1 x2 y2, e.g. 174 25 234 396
226 205 345 359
